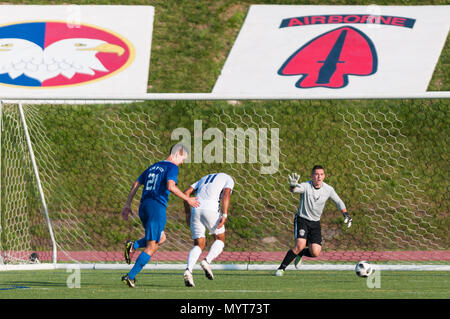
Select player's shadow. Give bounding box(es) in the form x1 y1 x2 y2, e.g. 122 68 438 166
6 280 67 288
141 271 186 277
218 272 277 277
142 271 271 278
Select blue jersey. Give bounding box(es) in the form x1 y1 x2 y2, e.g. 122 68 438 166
137 161 179 207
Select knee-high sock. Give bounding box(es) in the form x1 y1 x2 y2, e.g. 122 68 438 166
298 248 313 257
278 249 296 270
205 240 224 264
128 251 151 280
186 245 202 273
133 238 147 251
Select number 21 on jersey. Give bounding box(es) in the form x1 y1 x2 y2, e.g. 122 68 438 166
146 172 159 191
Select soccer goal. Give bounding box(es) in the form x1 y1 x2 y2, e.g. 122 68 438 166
0 94 449 271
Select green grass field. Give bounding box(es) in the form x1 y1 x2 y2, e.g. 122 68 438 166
0 269 449 299
0 1 448 309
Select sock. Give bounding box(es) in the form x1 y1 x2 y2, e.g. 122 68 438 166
299 248 313 257
205 240 225 264
128 251 151 280
133 238 147 251
278 249 297 270
186 245 202 273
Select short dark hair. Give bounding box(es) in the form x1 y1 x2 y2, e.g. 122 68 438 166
311 165 324 173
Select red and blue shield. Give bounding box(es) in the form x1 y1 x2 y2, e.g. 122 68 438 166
0 21 133 88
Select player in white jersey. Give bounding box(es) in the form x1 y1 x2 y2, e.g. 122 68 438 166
274 165 352 276
182 172 234 287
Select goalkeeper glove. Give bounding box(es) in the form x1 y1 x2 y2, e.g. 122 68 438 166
288 172 300 187
343 212 352 228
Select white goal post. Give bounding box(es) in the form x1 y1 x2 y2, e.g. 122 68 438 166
0 92 449 271
16 103 58 265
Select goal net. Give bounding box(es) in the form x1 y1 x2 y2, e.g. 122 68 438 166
0 99 448 269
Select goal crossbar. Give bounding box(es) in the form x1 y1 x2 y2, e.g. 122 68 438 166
0 91 449 102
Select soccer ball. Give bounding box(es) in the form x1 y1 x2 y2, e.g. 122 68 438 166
355 261 373 277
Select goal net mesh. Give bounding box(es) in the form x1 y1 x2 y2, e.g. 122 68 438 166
0 99 448 265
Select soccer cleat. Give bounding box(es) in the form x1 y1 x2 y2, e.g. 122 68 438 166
274 269 285 277
121 274 136 288
184 269 195 287
200 259 214 280
124 240 134 265
294 255 303 269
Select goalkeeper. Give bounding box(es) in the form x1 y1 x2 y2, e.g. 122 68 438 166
274 165 351 276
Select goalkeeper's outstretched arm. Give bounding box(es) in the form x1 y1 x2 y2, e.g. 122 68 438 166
329 188 352 228
288 172 305 193
290 184 305 193
342 210 352 228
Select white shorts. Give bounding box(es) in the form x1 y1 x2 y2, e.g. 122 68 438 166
190 208 225 239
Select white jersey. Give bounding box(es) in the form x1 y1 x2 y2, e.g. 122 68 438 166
191 173 235 212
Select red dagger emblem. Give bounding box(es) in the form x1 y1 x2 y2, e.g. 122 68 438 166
278 26 377 88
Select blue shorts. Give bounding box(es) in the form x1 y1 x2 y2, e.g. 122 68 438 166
139 198 167 243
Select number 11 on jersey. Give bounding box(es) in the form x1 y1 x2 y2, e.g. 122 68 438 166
205 173 218 184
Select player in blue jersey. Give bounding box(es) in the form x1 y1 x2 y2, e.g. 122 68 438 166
120 144 199 288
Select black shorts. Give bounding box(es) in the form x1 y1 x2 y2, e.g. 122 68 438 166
294 215 322 246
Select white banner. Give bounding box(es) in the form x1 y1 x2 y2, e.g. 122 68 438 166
213 5 450 97
0 5 153 95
